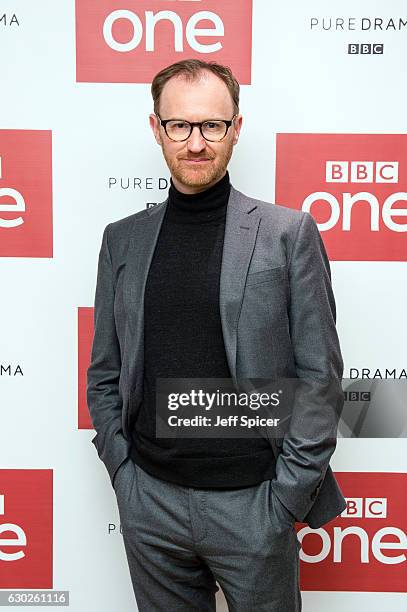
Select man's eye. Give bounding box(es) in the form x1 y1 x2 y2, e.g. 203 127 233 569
172 122 188 129
204 122 224 131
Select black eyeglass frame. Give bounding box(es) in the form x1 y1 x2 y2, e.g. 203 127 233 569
156 113 237 142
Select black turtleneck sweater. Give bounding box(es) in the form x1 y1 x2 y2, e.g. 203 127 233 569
129 171 276 488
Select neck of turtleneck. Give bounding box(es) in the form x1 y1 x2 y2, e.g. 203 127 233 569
166 171 231 224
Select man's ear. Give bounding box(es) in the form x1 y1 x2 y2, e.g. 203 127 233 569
232 113 243 146
149 113 162 145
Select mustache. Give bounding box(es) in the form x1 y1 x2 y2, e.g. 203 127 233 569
177 155 215 161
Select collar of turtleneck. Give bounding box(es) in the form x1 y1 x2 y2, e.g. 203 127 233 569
165 171 231 224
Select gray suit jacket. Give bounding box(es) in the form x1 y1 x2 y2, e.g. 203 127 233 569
87 185 346 529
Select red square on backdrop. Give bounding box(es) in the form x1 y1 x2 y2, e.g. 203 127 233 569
0 470 53 588
275 133 407 261
0 130 53 258
78 307 94 430
298 472 407 592
76 0 253 84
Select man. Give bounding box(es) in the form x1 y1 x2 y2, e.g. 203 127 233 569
87 59 346 611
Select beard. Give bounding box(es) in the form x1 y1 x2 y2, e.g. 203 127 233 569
161 140 234 190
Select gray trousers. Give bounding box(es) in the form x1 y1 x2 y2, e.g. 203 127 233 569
113 457 302 611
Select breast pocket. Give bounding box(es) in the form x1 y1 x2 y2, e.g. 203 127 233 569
245 265 287 287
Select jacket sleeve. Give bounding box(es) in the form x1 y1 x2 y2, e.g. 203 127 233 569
87 224 131 485
271 211 344 522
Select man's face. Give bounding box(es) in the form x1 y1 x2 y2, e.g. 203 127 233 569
149 71 242 194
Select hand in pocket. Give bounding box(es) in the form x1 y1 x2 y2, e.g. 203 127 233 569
270 488 296 531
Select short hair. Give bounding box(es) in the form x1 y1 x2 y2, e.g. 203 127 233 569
151 59 240 115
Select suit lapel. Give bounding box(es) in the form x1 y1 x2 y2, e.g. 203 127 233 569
123 201 168 393
219 187 261 383
123 185 261 388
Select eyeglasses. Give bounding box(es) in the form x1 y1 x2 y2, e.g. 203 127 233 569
156 114 237 142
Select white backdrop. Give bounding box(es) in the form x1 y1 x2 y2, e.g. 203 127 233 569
1 1 406 610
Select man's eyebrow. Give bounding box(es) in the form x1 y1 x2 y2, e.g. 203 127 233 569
162 117 229 120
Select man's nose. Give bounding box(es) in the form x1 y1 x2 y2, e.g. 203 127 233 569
187 125 206 153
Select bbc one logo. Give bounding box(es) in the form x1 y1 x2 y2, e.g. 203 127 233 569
275 134 407 261
75 0 253 84
298 473 407 592
0 130 53 258
0 471 53 588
